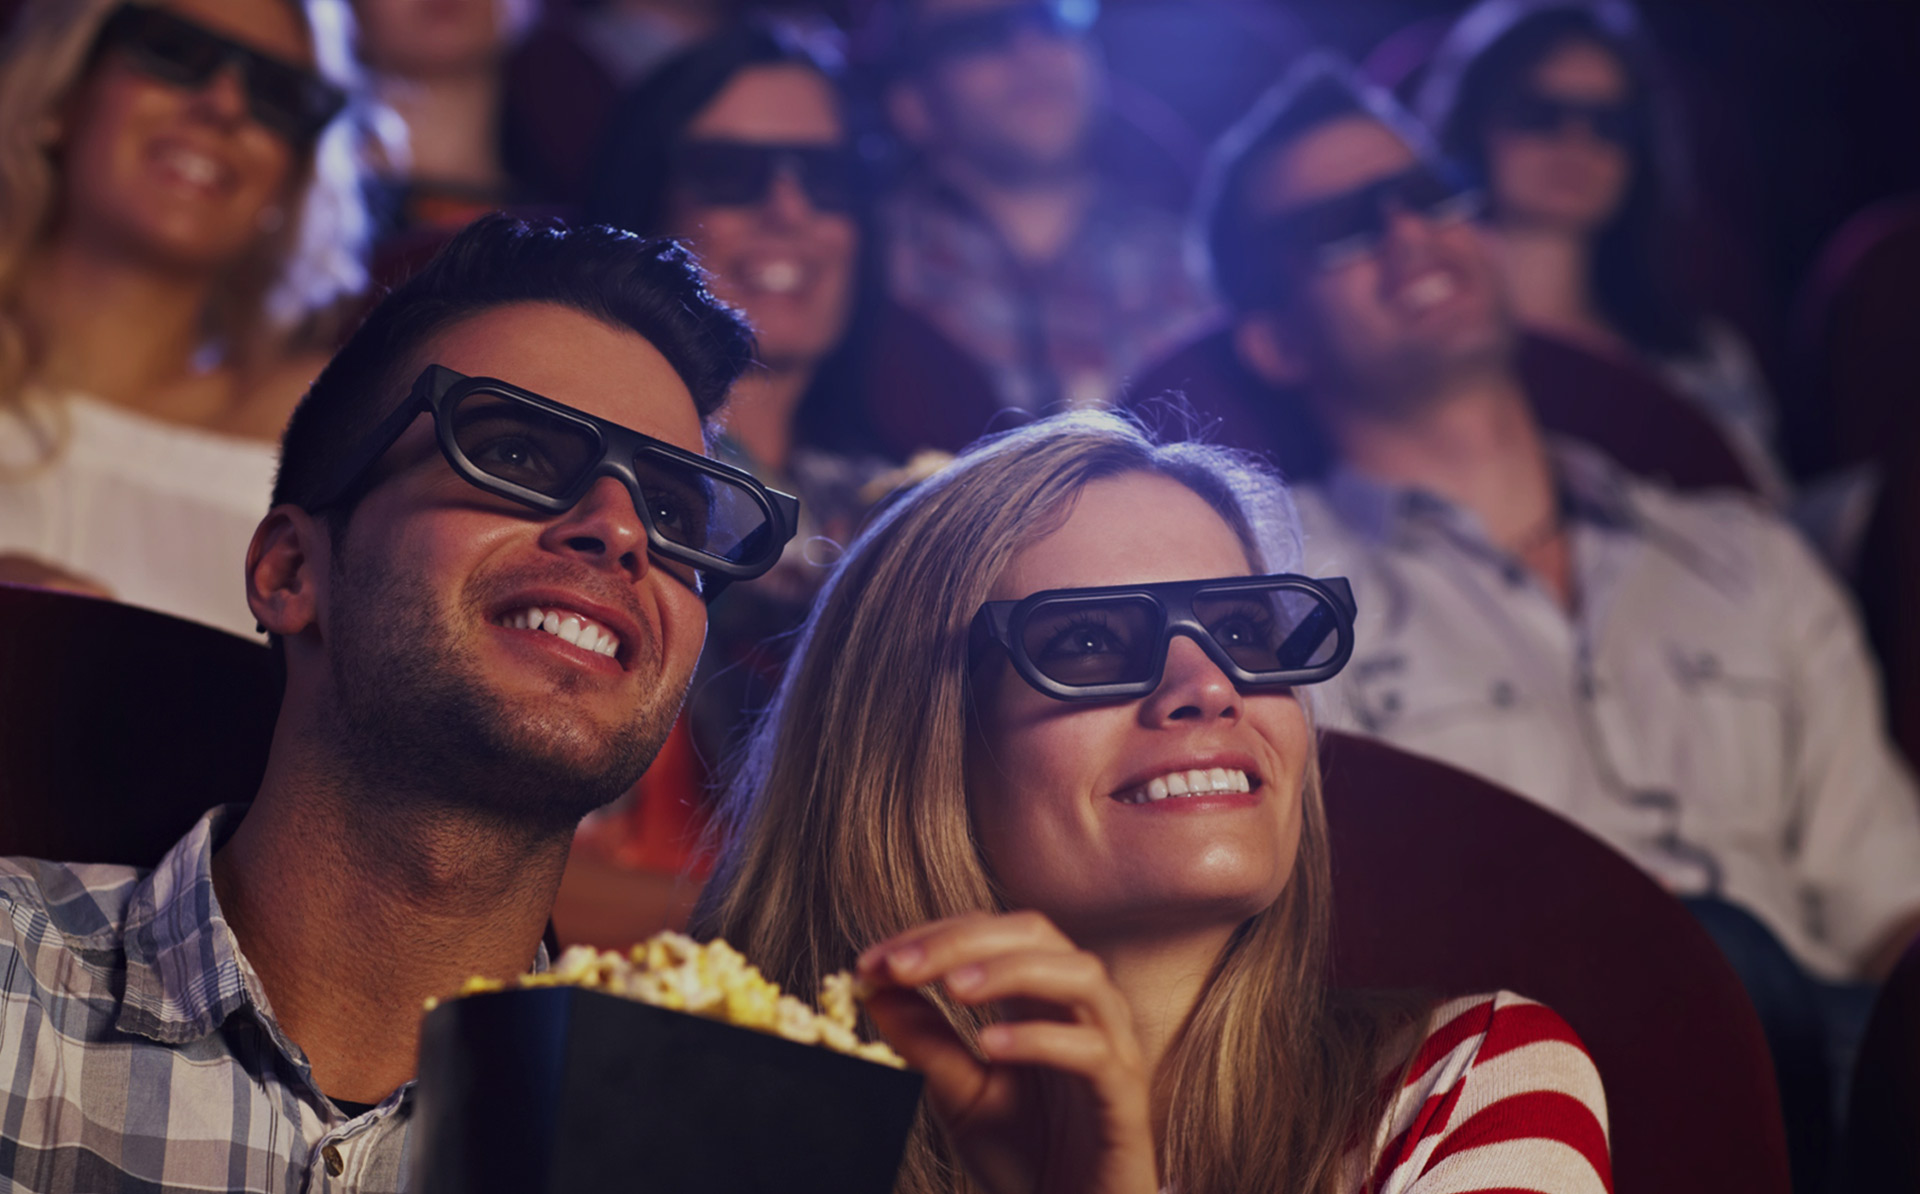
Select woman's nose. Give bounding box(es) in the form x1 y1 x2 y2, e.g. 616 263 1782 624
1142 634 1241 724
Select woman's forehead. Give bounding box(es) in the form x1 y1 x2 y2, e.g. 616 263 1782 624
990 473 1253 602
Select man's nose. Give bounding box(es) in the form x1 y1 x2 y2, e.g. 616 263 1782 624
537 476 650 581
186 60 252 128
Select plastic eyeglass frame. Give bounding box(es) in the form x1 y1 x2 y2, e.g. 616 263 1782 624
304 364 800 599
971 573 1358 702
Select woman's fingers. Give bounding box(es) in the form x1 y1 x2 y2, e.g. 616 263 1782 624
942 950 1136 1040
859 909 1075 989
862 986 994 1116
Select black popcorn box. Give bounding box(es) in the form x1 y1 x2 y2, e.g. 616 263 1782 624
411 985 925 1194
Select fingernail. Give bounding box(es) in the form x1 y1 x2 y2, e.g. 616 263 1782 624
948 964 983 992
887 944 924 975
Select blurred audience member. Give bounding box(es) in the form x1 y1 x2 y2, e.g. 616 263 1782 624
1199 55 1920 1187
573 22 979 940
1418 0 1791 503
0 0 368 636
354 0 540 236
880 0 1214 413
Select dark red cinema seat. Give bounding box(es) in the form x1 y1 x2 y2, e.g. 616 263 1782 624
1840 937 1920 1190
0 583 279 865
1127 322 1762 493
1320 731 1791 1194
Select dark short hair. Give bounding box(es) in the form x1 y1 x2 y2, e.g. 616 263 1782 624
1195 52 1440 315
272 214 756 520
1417 0 1701 355
585 20 849 237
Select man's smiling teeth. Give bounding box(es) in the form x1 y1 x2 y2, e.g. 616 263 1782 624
498 606 621 658
157 145 224 188
1117 767 1253 805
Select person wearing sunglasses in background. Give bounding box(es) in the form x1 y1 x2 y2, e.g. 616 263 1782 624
1418 0 1798 512
574 20 996 947
0 215 792 1190
693 410 1610 1194
877 0 1216 417
1205 53 1920 1191
0 0 370 637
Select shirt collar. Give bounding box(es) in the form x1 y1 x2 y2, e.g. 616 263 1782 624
1319 436 1641 547
116 804 255 1044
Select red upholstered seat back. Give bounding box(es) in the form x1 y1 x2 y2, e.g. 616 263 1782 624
1127 323 1762 494
1320 731 1790 1194
0 584 280 866
1842 938 1920 1189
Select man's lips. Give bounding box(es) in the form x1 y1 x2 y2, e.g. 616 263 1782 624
487 590 644 671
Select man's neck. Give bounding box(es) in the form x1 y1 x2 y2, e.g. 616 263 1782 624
931 155 1095 266
376 67 508 191
212 722 572 1105
1491 224 1622 354
1329 371 1562 554
17 237 225 418
722 363 814 475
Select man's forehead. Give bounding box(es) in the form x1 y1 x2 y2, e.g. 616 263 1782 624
1246 115 1420 221
415 303 706 456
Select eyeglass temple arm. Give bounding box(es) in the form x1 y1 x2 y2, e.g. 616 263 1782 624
302 382 435 512
1273 577 1358 670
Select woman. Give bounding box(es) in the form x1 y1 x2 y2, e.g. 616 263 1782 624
0 0 369 636
1417 0 1789 502
694 412 1610 1193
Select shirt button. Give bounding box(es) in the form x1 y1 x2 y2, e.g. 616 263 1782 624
323 1144 344 1177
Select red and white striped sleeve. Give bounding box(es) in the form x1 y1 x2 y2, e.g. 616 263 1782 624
1358 991 1612 1194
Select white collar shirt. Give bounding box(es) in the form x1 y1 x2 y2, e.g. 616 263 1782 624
1296 440 1920 981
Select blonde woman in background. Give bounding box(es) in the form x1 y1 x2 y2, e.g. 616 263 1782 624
694 412 1612 1194
0 0 369 635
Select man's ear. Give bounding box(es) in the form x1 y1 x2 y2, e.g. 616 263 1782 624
246 505 330 641
1233 310 1311 390
886 78 934 149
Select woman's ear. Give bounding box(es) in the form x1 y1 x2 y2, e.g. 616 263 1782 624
246 505 330 641
1233 311 1311 390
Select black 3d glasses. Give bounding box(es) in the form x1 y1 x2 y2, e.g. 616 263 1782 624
906 0 1097 67
306 366 800 599
673 140 856 213
93 4 347 145
1494 92 1637 147
972 574 1357 702
1257 166 1484 275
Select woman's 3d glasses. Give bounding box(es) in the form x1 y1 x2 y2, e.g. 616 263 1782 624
1494 92 1637 147
905 0 1098 68
305 365 800 599
673 140 856 213
1256 166 1484 276
971 574 1357 702
93 4 347 145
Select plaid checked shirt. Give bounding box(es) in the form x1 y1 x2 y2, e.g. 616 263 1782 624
881 172 1218 415
0 805 467 1192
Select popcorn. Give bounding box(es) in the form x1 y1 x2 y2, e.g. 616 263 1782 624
427 932 907 1069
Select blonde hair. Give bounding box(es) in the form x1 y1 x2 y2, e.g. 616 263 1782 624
0 0 371 455
694 410 1419 1194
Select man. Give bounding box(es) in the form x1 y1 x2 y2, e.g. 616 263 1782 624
881 0 1215 414
1195 53 1920 1154
0 216 788 1190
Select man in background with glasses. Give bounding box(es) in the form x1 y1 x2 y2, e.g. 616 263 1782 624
0 216 790 1191
878 0 1215 418
1197 53 1920 1172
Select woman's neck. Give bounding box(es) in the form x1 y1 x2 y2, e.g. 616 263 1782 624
1089 926 1236 1078
17 236 228 420
377 67 508 191
1490 223 1624 354
935 156 1094 266
722 364 814 475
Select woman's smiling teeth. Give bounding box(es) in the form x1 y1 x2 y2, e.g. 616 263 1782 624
1116 767 1254 805
498 606 621 658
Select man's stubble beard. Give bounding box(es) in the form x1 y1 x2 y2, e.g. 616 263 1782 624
323 550 685 835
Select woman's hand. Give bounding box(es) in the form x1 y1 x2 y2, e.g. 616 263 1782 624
0 554 113 598
857 911 1159 1194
